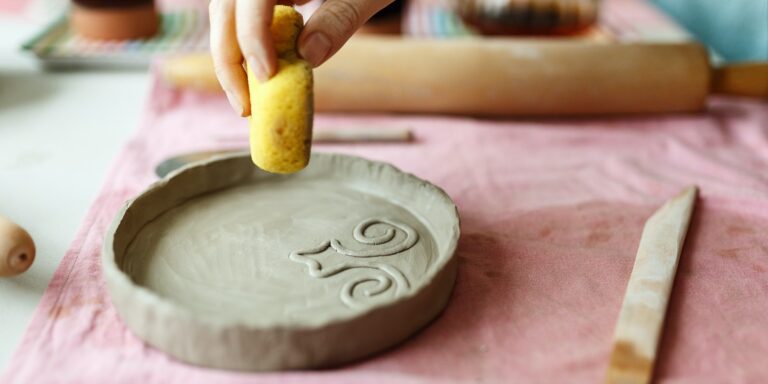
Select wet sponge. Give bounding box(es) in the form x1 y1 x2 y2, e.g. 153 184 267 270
247 6 313 174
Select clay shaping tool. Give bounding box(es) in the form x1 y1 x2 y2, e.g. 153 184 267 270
154 127 413 178
214 127 413 145
0 214 35 277
606 186 698 384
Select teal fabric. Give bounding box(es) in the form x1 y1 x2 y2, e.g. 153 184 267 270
651 0 768 62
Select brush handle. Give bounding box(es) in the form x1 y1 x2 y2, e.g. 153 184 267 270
0 215 35 277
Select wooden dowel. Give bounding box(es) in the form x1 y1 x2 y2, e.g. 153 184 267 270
215 128 414 144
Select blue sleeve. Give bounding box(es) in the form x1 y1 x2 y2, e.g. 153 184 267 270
651 0 768 62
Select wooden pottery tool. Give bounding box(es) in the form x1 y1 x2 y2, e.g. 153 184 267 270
161 39 768 116
310 127 413 143
457 0 599 35
154 127 413 177
606 186 698 384
0 214 35 277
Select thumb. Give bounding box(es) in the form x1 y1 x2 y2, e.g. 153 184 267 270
298 0 393 67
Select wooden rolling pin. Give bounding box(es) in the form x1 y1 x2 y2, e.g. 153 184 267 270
0 215 35 277
162 37 767 116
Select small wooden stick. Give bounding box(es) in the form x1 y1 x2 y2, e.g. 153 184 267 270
215 127 414 144
0 214 35 277
313 128 413 143
606 186 698 384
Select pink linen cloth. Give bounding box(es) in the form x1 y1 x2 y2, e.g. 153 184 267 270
3 74 768 383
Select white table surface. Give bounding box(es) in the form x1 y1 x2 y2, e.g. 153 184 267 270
0 15 151 371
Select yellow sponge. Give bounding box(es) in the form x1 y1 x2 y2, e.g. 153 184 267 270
247 6 313 174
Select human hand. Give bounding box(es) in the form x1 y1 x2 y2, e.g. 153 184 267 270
209 0 395 116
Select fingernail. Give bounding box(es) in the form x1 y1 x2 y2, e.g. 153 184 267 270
246 55 268 82
299 32 331 67
224 89 245 116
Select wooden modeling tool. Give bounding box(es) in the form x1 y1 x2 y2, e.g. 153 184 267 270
153 127 413 178
312 127 412 142
215 127 414 145
0 214 35 277
161 40 768 116
606 186 698 384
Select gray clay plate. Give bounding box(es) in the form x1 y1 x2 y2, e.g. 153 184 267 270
102 152 460 371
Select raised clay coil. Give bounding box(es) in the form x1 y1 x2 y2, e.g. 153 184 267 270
102 152 460 371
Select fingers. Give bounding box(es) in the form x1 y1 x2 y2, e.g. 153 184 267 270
236 0 278 82
215 0 369 116
209 0 250 116
298 0 394 67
